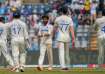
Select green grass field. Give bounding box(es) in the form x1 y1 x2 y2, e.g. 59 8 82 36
0 68 105 74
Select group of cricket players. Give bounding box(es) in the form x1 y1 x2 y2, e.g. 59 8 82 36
0 5 105 72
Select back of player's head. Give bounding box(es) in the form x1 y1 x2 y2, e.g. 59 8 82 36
42 15 49 20
0 16 5 23
59 6 68 15
102 10 105 16
13 11 21 19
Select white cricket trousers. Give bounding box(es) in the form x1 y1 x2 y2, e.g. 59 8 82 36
0 41 14 66
58 42 70 68
11 40 26 68
38 43 53 67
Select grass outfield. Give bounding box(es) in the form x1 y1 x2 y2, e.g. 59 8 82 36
0 68 105 74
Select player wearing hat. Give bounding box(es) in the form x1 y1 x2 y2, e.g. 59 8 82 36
8 11 29 72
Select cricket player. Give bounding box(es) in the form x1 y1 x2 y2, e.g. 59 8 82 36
0 16 14 68
94 11 105 67
54 6 75 70
37 15 53 71
9 11 29 72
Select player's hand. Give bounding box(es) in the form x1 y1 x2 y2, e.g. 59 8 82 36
27 43 31 49
26 39 31 49
44 34 50 37
32 36 37 40
38 35 43 37
32 37 35 40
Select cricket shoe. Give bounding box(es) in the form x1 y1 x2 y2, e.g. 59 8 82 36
20 69 24 72
15 68 19 72
19 66 24 72
10 67 19 72
47 67 52 71
61 68 69 71
37 66 43 71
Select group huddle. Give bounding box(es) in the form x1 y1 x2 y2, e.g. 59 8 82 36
0 7 75 72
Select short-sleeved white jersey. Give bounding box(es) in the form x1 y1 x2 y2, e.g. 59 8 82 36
95 16 105 38
38 23 53 44
0 22 8 42
9 19 28 41
55 15 73 42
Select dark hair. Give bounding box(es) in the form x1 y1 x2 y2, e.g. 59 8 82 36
13 11 21 19
42 15 49 19
0 16 5 22
59 6 68 15
102 10 105 16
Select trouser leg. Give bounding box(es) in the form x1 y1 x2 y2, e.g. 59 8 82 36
46 44 53 67
58 42 65 68
98 38 105 65
65 42 70 67
1 43 14 66
11 43 19 68
38 43 46 67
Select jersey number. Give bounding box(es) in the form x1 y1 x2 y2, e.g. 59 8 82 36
60 24 69 31
12 26 21 35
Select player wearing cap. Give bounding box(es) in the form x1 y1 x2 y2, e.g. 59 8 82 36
8 11 29 72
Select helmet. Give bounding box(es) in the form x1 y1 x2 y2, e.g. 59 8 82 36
11 7 17 12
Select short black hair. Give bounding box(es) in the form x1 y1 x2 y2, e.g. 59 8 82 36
13 11 21 19
42 15 49 19
0 16 5 22
59 6 68 15
102 9 105 16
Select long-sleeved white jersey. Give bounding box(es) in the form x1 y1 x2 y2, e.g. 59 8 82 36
94 16 105 38
0 22 8 42
9 19 29 41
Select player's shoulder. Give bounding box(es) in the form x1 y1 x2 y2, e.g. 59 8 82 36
16 19 27 27
0 22 5 28
0 22 4 25
55 15 62 21
55 15 71 21
18 19 26 25
1 22 10 27
48 24 53 28
64 15 72 21
96 16 105 24
4 22 10 27
37 23 43 30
